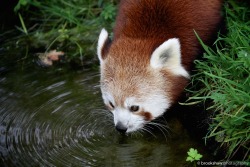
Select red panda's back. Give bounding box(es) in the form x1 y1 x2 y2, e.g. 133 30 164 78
113 0 223 70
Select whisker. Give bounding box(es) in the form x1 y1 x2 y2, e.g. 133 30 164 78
141 126 157 138
148 122 168 140
150 122 170 133
130 130 143 138
146 119 171 140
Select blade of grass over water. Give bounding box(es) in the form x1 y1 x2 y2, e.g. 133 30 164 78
18 13 28 35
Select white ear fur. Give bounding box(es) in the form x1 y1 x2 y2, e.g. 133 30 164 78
97 28 109 64
150 38 189 78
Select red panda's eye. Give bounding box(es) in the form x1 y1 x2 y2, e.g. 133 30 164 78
130 105 139 112
109 101 114 108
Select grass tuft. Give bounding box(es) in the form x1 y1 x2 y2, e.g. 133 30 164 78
186 0 250 161
2 0 117 66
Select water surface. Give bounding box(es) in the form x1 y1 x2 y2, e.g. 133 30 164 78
0 63 210 166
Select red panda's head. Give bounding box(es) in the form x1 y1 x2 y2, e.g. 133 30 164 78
97 29 189 133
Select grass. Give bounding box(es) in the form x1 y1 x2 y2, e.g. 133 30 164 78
186 0 250 161
1 0 117 67
1 0 249 163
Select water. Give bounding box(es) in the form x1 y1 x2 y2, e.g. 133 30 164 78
0 63 210 167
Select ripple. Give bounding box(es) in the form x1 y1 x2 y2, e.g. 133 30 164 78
0 68 209 166
0 69 119 166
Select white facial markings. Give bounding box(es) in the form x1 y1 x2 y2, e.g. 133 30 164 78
122 97 144 132
102 92 115 109
124 97 139 109
143 93 170 118
113 95 169 132
113 106 143 132
101 77 172 133
113 107 130 126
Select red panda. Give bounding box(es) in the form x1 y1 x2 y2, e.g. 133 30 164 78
97 0 222 133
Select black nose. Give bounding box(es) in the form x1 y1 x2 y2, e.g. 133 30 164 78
115 123 127 133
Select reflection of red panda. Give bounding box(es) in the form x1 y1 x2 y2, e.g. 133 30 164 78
97 0 223 133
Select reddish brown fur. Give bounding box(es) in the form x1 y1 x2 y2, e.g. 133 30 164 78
102 38 168 105
112 0 222 70
135 111 153 121
100 0 222 108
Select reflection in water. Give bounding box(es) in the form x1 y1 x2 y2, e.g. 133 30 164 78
0 65 209 166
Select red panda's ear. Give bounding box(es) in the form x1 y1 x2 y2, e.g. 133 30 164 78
97 28 111 64
150 38 189 78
